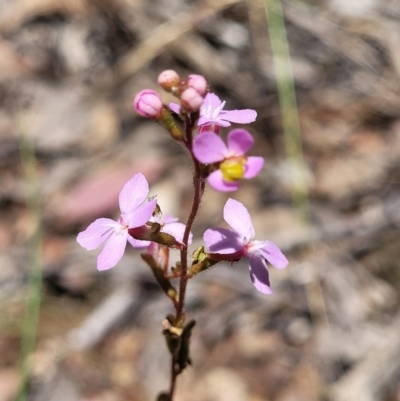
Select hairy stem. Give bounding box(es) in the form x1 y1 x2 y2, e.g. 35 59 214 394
168 114 204 400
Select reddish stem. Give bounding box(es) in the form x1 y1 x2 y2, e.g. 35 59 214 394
168 113 204 400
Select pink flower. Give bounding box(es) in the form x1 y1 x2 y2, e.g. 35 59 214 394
133 90 163 118
193 129 264 192
198 93 257 128
76 173 157 271
169 92 256 134
129 215 193 249
204 199 288 294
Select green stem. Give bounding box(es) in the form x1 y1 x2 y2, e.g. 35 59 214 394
15 125 43 401
265 0 310 221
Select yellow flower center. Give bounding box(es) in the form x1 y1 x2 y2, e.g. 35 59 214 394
220 157 246 182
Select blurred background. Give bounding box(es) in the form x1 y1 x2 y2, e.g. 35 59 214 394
2 0 400 400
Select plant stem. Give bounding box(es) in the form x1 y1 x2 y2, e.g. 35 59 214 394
168 114 204 400
15 120 43 401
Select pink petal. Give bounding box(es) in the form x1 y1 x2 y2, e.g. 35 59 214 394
223 198 255 241
119 173 149 216
259 241 288 269
162 222 192 245
201 93 222 110
244 157 264 179
97 230 128 271
169 103 181 114
203 227 243 254
227 129 254 155
193 132 227 163
77 218 118 250
128 236 150 249
207 170 240 192
127 199 157 228
198 116 231 127
249 256 273 295
220 109 257 124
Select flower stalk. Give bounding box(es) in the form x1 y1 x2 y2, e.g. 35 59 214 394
76 69 288 401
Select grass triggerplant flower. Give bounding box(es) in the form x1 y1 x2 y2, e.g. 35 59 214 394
198 93 257 128
169 92 257 134
76 173 157 271
193 128 264 192
204 198 288 294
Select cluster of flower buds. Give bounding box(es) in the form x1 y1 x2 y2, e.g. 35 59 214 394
158 70 208 112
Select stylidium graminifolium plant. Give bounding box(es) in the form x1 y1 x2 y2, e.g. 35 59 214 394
77 70 288 401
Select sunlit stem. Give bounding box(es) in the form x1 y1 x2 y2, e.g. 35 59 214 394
264 0 310 222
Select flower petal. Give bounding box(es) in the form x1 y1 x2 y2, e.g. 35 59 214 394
162 221 192 245
193 132 227 163
77 218 118 250
227 129 254 155
198 116 231 127
258 241 288 269
244 157 264 179
201 93 222 112
169 103 181 114
203 227 243 253
249 256 273 294
127 236 150 249
223 198 255 241
220 109 257 124
97 230 128 271
119 173 149 216
127 199 157 228
207 170 240 192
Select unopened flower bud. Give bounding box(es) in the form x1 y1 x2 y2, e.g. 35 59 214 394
180 87 204 112
158 70 180 92
187 74 208 96
133 89 163 118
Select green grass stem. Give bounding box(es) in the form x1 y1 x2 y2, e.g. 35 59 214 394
15 120 43 401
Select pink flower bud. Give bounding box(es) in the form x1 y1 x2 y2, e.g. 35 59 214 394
180 87 204 112
133 90 163 118
158 70 180 92
188 74 208 96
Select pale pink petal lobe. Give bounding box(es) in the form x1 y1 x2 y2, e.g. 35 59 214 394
244 157 264 179
227 129 254 155
162 222 192 245
119 173 149 216
198 116 231 127
249 256 273 294
259 241 288 269
223 198 255 241
97 230 128 271
207 170 240 192
169 103 181 114
127 199 157 228
127 236 150 249
204 227 243 254
193 132 227 163
77 218 117 250
201 93 222 110
220 109 257 124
